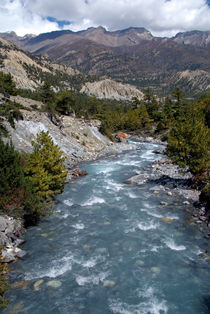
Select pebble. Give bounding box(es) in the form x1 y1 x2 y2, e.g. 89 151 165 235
46 280 62 288
10 302 23 314
11 281 31 290
160 201 168 206
40 233 48 237
167 192 172 196
161 217 173 223
135 260 144 266
151 267 161 273
83 244 90 249
34 279 44 291
183 201 190 205
103 280 116 287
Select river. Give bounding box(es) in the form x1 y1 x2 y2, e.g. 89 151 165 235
3 140 210 314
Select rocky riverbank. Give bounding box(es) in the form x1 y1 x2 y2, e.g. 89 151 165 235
125 140 210 234
0 215 26 262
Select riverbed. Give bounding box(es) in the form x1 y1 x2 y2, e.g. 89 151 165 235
3 140 210 314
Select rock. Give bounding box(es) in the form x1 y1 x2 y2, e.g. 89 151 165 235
0 216 7 232
14 238 25 247
67 168 88 180
167 192 172 196
46 280 62 289
183 201 190 205
103 280 116 287
135 260 144 266
34 279 44 291
151 267 161 273
83 244 90 249
40 233 48 237
115 132 128 143
14 248 27 259
152 149 164 154
199 216 206 222
161 217 173 223
160 201 168 206
11 281 31 289
10 302 23 314
0 231 12 247
1 249 16 263
80 79 144 101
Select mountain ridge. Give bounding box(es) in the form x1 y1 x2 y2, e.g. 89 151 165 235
1 27 210 96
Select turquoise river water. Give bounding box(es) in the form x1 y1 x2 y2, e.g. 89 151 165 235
2 140 210 314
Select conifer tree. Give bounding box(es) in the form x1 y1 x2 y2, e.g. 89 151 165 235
166 102 210 175
25 131 67 199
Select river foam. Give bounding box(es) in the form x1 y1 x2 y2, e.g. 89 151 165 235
164 239 186 251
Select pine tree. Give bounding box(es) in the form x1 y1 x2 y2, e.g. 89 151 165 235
25 131 68 199
55 90 75 115
166 102 210 175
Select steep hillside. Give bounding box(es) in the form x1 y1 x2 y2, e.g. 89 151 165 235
173 31 210 49
0 37 78 90
1 27 209 96
0 37 144 101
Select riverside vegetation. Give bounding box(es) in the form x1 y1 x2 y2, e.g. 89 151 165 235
0 71 209 308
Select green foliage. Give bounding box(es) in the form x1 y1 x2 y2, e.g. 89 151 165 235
166 102 210 175
0 249 9 309
0 102 23 128
143 87 160 121
39 80 55 105
200 183 210 211
54 90 75 115
0 140 43 225
198 93 210 127
0 140 24 193
25 131 68 200
0 71 17 96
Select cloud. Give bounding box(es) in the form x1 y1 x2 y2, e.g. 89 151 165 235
0 0 60 35
0 0 210 37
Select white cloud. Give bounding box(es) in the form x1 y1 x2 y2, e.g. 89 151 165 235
0 0 210 37
0 0 59 36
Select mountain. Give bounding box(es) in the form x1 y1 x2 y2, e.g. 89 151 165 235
0 37 144 100
1 27 210 96
172 31 210 49
0 36 78 90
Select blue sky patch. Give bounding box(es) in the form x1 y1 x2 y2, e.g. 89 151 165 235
47 16 71 28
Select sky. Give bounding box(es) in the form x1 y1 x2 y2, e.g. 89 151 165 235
0 0 210 37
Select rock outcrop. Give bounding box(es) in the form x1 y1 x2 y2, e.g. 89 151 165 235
3 107 112 167
0 215 26 262
80 79 144 101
